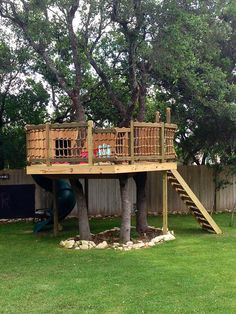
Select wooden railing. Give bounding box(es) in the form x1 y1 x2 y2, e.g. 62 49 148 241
26 115 177 166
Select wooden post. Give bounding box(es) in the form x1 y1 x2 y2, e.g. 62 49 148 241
85 178 89 208
45 123 51 166
155 111 160 123
166 107 171 124
161 122 165 162
155 112 161 159
162 171 168 235
130 120 135 164
53 180 59 236
87 120 93 165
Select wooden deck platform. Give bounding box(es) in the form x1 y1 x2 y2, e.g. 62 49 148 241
26 162 177 176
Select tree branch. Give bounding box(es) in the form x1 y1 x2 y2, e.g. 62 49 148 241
111 0 143 125
87 54 127 119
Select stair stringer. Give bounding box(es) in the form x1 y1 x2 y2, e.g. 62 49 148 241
169 169 222 234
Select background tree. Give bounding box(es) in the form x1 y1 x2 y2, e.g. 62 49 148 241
0 0 86 121
149 0 236 165
0 32 49 169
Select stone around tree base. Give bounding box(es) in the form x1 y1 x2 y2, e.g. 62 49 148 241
59 229 175 251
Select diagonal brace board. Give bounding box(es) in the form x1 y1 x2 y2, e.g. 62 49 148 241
169 169 222 234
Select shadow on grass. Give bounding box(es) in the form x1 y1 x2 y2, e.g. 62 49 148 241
173 227 206 236
16 213 230 244
31 215 212 242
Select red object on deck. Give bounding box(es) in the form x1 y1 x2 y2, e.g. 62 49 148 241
80 149 98 164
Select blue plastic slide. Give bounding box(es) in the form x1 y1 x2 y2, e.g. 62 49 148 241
32 175 76 233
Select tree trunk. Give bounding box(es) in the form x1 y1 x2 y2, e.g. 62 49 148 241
119 175 131 243
133 172 149 234
70 179 91 240
0 124 4 169
71 94 85 121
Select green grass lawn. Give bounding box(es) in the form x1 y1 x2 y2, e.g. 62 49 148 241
0 213 236 314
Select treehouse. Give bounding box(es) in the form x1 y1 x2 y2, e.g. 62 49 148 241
26 116 177 175
25 109 222 235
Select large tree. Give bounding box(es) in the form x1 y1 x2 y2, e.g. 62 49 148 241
0 0 86 121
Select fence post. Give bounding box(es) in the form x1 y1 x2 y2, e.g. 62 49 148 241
87 120 94 165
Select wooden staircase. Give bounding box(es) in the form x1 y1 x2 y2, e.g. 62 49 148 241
167 169 222 234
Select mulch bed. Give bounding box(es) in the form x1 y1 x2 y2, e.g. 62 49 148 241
74 226 163 245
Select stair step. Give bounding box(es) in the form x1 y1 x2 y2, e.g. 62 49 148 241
202 225 215 232
200 222 214 229
167 174 177 179
180 194 191 201
190 209 202 215
197 217 209 224
171 182 182 188
190 206 202 213
189 205 199 211
168 178 179 185
176 188 187 194
192 211 208 218
202 226 215 233
185 200 195 206
192 211 206 219
193 212 205 219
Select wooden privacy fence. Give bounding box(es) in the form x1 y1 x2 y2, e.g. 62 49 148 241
147 166 236 214
0 166 236 216
88 166 236 215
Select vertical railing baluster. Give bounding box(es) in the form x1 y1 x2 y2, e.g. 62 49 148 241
87 120 94 165
161 122 165 162
45 123 51 166
130 120 134 164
